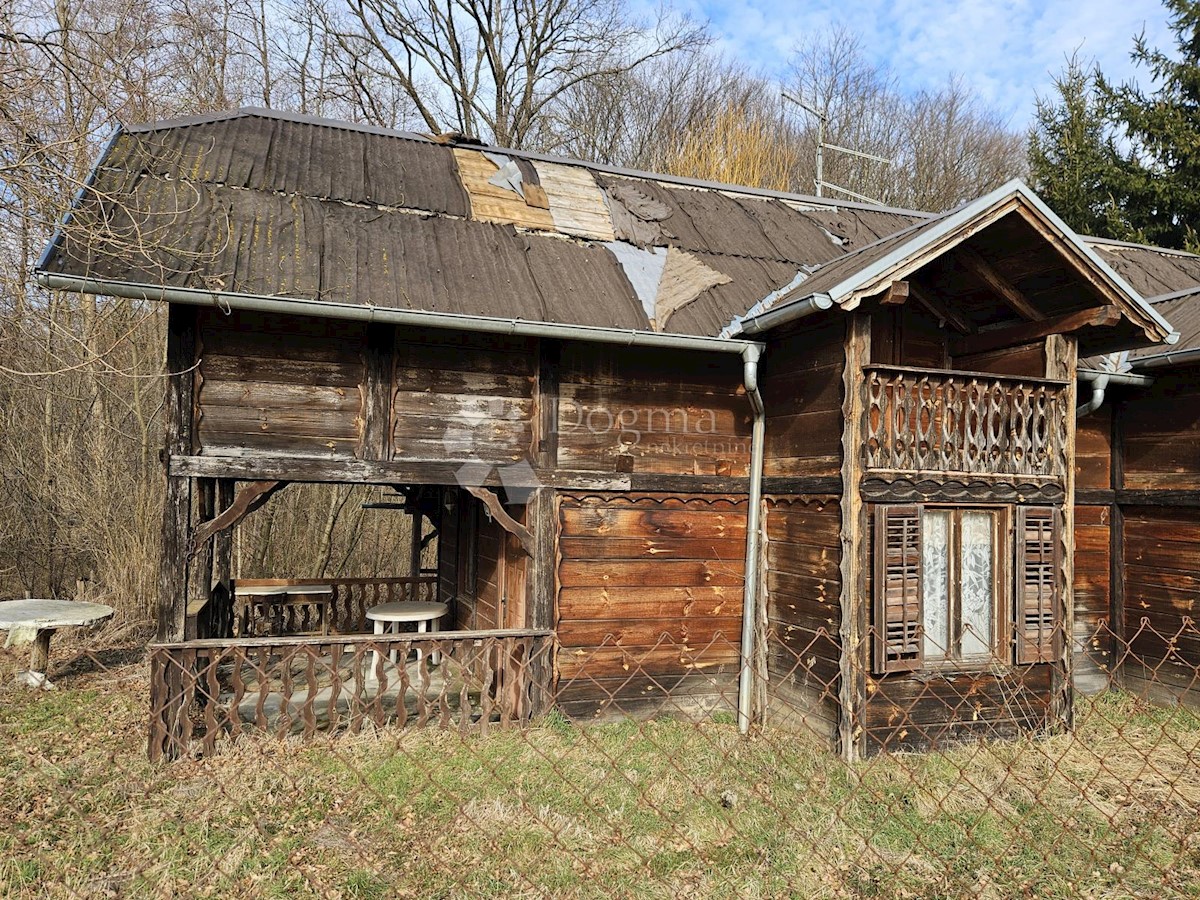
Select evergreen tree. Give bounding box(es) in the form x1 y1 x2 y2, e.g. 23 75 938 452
1100 0 1200 250
1028 55 1129 239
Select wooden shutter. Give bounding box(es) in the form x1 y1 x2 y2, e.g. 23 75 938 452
1014 506 1061 664
873 505 923 673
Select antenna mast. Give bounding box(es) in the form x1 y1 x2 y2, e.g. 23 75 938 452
782 91 893 203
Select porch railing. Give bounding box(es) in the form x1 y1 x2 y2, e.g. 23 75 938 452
863 365 1070 480
148 629 555 761
231 576 439 636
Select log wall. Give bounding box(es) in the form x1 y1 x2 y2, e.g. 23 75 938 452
554 493 745 720
193 309 753 480
760 320 845 478
762 496 842 737
556 344 751 476
196 309 367 457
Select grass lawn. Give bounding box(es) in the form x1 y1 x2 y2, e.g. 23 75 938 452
1 642 1199 898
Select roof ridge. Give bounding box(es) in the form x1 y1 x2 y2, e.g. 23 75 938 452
1082 234 1200 258
120 106 936 220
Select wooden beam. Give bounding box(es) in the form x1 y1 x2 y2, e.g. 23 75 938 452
190 481 286 555
951 305 1121 357
908 281 974 334
465 486 535 556
875 280 909 306
956 246 1046 321
170 454 752 495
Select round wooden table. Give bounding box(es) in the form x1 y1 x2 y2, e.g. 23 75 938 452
0 599 115 690
365 601 449 671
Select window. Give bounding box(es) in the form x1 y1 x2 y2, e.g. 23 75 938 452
873 504 1061 674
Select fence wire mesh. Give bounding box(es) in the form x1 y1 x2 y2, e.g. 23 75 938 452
2 618 1199 898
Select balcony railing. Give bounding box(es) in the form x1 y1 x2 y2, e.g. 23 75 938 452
230 576 440 637
863 365 1070 480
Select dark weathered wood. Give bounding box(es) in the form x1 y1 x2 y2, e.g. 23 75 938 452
956 245 1045 321
145 629 555 760
526 489 556 631
533 340 560 468
908 280 973 334
359 323 395 460
1110 398 1126 687
761 476 842 494
950 305 1119 357
159 304 197 642
186 479 216 640
1046 333 1076 731
190 480 285 555
861 477 1066 504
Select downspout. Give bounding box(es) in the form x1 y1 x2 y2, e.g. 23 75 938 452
1076 373 1109 417
1076 369 1154 417
737 344 766 734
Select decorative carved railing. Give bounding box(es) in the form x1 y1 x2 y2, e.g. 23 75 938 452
863 366 1070 480
232 576 439 636
147 629 555 761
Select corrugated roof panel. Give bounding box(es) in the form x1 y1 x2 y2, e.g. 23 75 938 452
1130 293 1200 360
104 116 470 216
729 196 849 266
536 162 616 241
1091 243 1200 300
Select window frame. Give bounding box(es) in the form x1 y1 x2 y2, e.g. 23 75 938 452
873 502 1062 676
917 505 1012 671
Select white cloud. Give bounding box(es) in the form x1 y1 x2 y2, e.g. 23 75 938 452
686 0 1176 126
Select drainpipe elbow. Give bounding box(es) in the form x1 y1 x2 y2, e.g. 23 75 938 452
1077 373 1109 417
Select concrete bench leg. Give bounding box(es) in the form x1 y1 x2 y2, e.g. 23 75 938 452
18 629 56 690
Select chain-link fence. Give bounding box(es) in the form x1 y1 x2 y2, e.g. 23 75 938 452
2 618 1198 898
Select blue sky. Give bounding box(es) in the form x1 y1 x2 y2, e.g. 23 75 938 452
680 0 1176 127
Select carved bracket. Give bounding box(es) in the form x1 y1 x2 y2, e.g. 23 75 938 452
466 486 535 556
190 481 288 556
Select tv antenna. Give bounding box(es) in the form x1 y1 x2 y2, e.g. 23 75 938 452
782 90 893 203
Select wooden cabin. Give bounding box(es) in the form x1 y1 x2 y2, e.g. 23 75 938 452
36 109 1180 759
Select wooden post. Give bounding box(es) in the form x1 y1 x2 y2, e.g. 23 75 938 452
359 324 395 461
186 478 216 640
1110 394 1126 689
1046 333 1077 730
838 314 870 762
409 507 424 577
525 488 557 716
533 340 560 469
158 304 196 643
212 479 236 637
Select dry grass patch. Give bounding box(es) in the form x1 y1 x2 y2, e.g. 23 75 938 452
2 643 1199 898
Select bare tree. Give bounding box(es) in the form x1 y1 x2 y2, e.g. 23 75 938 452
320 0 707 146
785 26 1025 210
